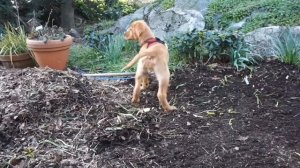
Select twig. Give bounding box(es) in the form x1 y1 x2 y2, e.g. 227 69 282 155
202 147 209 154
73 126 83 141
294 113 300 117
84 106 93 122
116 102 130 112
229 118 234 130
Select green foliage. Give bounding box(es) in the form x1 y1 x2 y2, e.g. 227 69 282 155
84 31 108 50
271 28 300 66
103 35 126 64
74 0 138 21
170 29 257 70
100 34 139 71
203 30 257 70
83 20 116 49
74 0 105 21
0 0 16 27
27 9 67 43
206 0 300 32
70 34 138 72
25 0 62 26
0 24 28 56
169 29 207 63
69 45 103 72
152 0 175 10
230 39 256 71
161 0 175 10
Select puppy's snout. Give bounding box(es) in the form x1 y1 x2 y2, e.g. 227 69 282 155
124 31 129 39
124 28 131 40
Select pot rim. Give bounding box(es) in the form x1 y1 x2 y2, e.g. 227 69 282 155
0 52 31 57
26 35 73 49
0 52 33 61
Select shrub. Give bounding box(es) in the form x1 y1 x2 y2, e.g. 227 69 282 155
271 28 300 66
0 24 28 55
205 0 300 32
69 44 103 72
169 29 207 63
161 0 175 10
102 35 126 64
74 0 138 21
170 29 257 70
0 0 16 27
72 33 139 72
101 34 139 71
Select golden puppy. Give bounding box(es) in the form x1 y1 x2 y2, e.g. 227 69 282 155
122 20 176 112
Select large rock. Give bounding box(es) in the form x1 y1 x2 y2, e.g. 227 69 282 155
111 6 148 34
175 0 212 14
148 8 204 40
245 26 300 57
110 5 205 40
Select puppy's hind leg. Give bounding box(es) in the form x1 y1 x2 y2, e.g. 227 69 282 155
132 64 145 104
141 74 150 90
132 74 142 104
157 78 176 112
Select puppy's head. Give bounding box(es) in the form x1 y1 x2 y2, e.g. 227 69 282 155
124 20 147 40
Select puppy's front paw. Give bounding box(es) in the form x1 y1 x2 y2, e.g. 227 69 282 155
165 106 177 112
121 67 127 72
131 97 140 104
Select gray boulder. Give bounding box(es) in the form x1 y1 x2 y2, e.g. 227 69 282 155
245 26 300 57
148 8 204 40
110 6 149 34
110 5 205 40
175 0 213 14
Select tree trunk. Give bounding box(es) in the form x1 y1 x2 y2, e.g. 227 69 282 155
60 0 74 30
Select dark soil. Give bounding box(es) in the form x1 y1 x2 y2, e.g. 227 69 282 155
0 60 299 168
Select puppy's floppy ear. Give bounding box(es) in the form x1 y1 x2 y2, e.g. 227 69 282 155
134 22 146 38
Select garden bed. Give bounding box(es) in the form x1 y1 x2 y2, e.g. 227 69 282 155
0 60 299 167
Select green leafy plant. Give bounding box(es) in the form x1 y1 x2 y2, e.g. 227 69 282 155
84 31 106 49
103 35 125 64
0 0 15 30
170 29 257 70
203 30 257 70
71 34 138 72
170 29 207 63
27 10 66 43
271 28 300 66
69 44 103 72
0 24 28 56
205 0 300 32
74 0 138 21
231 41 256 70
101 34 138 71
161 0 175 9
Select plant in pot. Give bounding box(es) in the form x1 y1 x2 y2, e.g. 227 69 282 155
26 14 73 71
0 24 35 68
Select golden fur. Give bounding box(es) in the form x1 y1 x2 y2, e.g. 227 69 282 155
122 20 176 112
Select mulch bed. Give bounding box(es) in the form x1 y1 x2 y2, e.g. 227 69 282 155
0 60 299 167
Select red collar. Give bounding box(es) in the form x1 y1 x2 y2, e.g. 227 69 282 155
142 37 165 48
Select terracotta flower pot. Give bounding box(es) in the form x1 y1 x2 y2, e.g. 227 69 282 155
26 35 73 70
0 52 35 68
